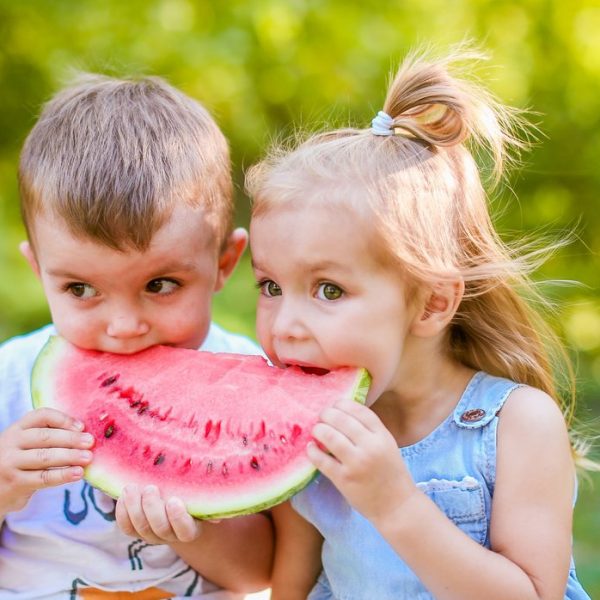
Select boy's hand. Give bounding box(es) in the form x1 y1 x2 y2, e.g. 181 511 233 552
307 399 417 523
115 484 202 545
0 408 94 515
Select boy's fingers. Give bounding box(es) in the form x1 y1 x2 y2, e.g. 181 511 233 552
141 485 176 542
18 447 93 470
19 465 85 490
20 408 84 433
115 497 137 537
20 428 94 451
166 496 200 542
122 485 164 544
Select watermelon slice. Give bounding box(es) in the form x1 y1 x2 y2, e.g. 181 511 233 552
31 336 370 519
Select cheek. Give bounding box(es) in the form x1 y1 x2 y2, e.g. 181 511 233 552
254 302 274 347
254 310 269 345
52 313 98 348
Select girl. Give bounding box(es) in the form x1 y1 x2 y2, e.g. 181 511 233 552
246 49 592 599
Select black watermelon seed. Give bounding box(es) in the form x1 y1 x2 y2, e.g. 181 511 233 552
100 375 119 388
104 423 115 438
153 453 165 466
250 457 260 470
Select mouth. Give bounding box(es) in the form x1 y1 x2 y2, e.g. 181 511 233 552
282 361 331 376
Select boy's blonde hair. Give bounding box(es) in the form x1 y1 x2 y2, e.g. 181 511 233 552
19 73 233 251
247 48 585 447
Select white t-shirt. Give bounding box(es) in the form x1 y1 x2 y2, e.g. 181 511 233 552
0 324 261 599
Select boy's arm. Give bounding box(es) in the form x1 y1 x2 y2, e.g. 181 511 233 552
270 500 323 600
170 512 274 593
115 485 273 592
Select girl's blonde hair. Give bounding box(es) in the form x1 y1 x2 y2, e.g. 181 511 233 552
247 48 589 461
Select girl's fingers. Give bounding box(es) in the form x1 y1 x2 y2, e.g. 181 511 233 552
20 428 94 451
319 405 373 446
312 422 357 462
165 496 201 543
18 447 93 470
20 408 84 432
329 399 384 432
306 441 342 478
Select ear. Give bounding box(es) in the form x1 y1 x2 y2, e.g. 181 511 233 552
410 279 464 338
214 228 248 292
19 241 41 279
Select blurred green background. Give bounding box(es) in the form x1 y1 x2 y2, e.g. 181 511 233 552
0 0 598 594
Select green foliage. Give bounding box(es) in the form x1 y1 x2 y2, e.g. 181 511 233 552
1 0 598 593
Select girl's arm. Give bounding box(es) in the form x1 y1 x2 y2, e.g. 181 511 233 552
270 500 323 600
311 389 575 600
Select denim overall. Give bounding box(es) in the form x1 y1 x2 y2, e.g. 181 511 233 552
292 371 590 599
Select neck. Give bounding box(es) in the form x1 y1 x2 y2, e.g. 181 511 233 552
372 351 475 447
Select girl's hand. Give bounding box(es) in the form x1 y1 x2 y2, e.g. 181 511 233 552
0 408 94 515
115 484 202 545
307 399 417 522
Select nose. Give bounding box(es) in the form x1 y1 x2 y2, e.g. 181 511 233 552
271 298 308 341
106 307 150 339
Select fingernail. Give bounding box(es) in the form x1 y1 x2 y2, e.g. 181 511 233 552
73 420 84 431
81 433 94 446
71 466 84 480
145 484 158 495
167 497 183 511
80 450 92 461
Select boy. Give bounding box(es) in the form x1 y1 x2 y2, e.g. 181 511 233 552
0 74 273 598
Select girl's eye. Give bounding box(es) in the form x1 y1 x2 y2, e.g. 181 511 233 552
259 280 282 297
66 283 97 299
317 282 343 301
146 278 179 295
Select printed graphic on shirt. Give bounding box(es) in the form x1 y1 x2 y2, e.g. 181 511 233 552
64 482 116 524
69 567 200 598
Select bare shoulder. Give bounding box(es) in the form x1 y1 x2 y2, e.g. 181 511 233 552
499 385 570 443
496 384 573 480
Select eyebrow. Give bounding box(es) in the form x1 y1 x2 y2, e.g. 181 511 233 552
47 262 199 279
251 259 351 274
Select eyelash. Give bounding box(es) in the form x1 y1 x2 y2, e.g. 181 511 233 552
255 279 344 301
61 278 182 299
146 278 181 295
256 279 281 297
62 282 97 300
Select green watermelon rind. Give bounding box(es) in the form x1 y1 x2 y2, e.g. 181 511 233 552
31 335 65 411
30 336 371 520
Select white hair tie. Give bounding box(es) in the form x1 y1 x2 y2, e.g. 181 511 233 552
371 110 394 136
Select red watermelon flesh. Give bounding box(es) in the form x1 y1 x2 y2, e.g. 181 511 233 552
31 336 370 519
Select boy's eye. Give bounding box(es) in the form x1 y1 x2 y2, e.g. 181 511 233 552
146 278 179 295
317 282 343 301
259 280 282 297
67 283 97 299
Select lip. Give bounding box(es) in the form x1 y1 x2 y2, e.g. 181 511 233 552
279 358 331 376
